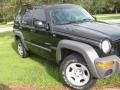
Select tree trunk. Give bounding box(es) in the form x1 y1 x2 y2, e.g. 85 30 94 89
115 8 118 14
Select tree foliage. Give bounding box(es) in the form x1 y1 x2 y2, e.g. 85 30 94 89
0 0 120 22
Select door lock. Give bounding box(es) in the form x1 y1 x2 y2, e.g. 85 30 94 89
30 29 35 32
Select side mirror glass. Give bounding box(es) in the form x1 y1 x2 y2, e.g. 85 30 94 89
34 21 45 28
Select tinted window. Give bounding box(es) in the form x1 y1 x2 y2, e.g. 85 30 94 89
33 8 46 21
52 6 94 25
22 9 33 26
19 7 26 15
15 8 23 24
15 13 22 24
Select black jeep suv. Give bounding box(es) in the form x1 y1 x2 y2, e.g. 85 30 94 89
14 4 120 90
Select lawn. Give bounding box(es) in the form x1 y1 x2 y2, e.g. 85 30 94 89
0 32 62 87
95 13 120 20
0 32 120 89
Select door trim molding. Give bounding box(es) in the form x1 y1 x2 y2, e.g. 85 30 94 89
25 41 51 52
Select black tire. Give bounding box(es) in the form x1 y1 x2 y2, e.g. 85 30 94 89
16 39 28 58
60 53 97 90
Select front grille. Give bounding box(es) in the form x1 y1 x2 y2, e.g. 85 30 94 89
113 41 120 56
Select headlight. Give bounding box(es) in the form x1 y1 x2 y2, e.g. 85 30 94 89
101 40 111 54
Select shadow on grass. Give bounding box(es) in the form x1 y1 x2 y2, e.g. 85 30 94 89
11 42 63 84
0 84 11 90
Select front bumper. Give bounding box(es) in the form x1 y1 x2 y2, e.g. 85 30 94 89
95 55 120 78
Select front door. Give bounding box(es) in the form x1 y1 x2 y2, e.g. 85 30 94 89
27 8 57 60
20 8 33 42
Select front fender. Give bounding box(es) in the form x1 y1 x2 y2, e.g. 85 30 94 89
56 40 100 78
14 30 28 50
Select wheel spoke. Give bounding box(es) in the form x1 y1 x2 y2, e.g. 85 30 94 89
65 62 90 86
66 67 75 77
70 63 79 70
75 76 82 84
20 49 23 55
83 70 89 80
17 43 23 56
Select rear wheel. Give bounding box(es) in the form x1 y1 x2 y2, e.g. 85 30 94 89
16 39 28 58
60 53 97 90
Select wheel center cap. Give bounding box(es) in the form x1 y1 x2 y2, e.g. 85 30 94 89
74 69 83 77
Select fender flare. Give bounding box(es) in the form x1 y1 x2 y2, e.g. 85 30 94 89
14 30 28 50
56 40 100 78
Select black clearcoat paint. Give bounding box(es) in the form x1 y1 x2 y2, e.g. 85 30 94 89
14 4 120 59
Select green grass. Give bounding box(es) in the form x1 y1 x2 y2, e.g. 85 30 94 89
95 14 120 20
0 32 62 86
0 32 120 87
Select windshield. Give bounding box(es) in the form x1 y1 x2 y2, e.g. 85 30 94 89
52 6 94 25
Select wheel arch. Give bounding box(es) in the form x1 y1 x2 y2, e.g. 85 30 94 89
56 40 100 78
59 48 85 64
14 30 28 50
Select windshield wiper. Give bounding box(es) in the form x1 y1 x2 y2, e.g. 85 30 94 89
66 19 94 24
63 20 83 25
59 19 93 25
82 19 95 22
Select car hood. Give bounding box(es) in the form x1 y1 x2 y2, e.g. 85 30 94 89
54 21 120 42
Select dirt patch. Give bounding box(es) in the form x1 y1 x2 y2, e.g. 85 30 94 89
9 84 37 90
37 83 120 90
38 85 70 90
91 83 120 90
0 84 37 90
0 83 120 90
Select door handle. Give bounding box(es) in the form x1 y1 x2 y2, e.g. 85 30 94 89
45 42 51 46
19 26 22 30
30 29 35 32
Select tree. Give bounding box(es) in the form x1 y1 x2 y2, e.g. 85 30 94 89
0 0 120 22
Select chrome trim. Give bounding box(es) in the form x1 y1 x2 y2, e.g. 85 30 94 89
25 41 51 52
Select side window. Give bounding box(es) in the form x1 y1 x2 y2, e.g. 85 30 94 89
14 8 24 28
33 8 46 21
15 8 23 24
15 13 21 24
22 9 33 26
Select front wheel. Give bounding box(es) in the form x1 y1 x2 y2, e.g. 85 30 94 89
60 54 97 90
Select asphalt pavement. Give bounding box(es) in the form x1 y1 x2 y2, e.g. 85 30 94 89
0 27 13 32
